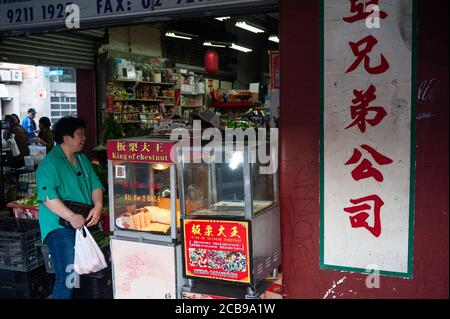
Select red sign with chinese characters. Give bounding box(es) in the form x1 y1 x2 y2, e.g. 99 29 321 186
183 219 251 284
107 140 174 163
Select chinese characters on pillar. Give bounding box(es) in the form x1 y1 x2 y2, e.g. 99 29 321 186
343 0 391 238
323 0 414 275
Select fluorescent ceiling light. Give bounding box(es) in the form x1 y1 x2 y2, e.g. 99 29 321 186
235 21 265 34
165 32 193 40
230 43 252 53
203 41 227 48
215 17 230 21
269 35 279 43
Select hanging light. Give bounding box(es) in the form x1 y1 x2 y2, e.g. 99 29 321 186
229 152 244 170
204 50 219 74
152 163 170 170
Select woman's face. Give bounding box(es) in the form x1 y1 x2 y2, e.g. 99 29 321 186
64 128 86 153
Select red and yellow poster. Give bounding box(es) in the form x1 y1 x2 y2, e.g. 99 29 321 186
107 140 174 163
183 219 251 284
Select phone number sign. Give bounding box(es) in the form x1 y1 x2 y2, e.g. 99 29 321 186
0 0 276 35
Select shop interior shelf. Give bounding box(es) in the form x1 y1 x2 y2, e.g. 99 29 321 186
109 79 175 86
212 102 254 108
113 99 161 102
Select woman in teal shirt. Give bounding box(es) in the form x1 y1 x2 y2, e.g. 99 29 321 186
37 116 104 299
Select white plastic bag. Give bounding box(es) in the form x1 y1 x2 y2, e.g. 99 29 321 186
8 134 20 157
74 226 107 275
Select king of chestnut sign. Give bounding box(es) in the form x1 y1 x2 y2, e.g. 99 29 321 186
321 0 415 277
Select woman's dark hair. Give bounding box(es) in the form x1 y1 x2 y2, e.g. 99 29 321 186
53 116 86 145
11 114 20 125
39 116 51 129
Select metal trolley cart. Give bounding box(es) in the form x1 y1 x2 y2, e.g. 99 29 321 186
177 142 281 298
107 137 185 299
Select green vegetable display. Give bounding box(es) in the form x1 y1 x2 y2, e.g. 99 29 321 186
16 196 38 207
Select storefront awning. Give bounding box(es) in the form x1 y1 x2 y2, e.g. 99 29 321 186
0 84 11 99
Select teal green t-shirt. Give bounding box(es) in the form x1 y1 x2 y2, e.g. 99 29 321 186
37 144 104 242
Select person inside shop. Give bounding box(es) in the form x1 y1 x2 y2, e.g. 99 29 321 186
2 114 30 168
11 113 21 126
38 116 54 153
21 107 38 143
36 116 104 299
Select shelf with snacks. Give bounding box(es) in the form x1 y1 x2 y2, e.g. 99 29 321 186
113 99 162 102
211 102 254 108
113 112 163 125
109 79 176 86
107 80 177 103
177 72 206 119
181 105 203 108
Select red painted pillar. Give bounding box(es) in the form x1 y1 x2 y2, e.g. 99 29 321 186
76 69 97 158
279 0 448 298
279 0 321 298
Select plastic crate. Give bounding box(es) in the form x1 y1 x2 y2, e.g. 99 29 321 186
73 268 113 299
6 201 38 220
0 218 43 272
0 265 54 299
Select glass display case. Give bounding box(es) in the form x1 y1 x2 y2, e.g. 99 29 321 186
107 137 185 298
177 142 280 296
108 138 180 242
179 146 276 218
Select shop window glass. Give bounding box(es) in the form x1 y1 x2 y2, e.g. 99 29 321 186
49 67 76 83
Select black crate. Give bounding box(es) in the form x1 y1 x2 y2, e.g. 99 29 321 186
73 268 113 299
0 265 54 299
0 218 43 271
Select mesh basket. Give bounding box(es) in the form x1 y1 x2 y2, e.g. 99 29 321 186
7 201 39 220
0 218 43 272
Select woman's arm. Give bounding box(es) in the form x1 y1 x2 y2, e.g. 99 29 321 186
86 188 103 227
44 196 85 229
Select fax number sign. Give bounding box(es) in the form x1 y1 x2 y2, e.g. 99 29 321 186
2 0 213 29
